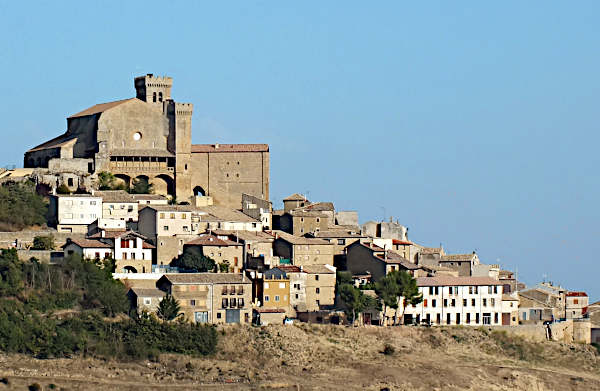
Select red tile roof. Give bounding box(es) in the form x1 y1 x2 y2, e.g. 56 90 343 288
64 238 112 249
392 239 413 245
567 292 588 297
191 144 269 153
277 265 302 273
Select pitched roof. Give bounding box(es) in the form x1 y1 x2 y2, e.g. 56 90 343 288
420 247 444 255
502 294 519 301
143 205 194 212
211 230 274 243
185 234 242 247
283 193 306 201
191 144 269 153
27 134 77 152
130 288 164 297
309 230 364 238
392 239 413 245
131 194 168 201
416 276 503 287
441 253 477 262
277 265 302 273
302 202 334 212
68 98 135 118
567 291 588 297
88 230 148 240
95 190 135 203
159 273 248 285
64 238 112 249
302 265 335 274
270 230 331 245
195 205 260 223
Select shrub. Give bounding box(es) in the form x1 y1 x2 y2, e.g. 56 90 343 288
28 383 41 391
382 343 395 355
32 235 55 250
172 248 216 272
56 183 71 194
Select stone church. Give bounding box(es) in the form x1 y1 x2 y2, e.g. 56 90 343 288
24 74 269 208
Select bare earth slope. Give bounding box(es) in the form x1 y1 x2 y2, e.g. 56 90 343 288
1 324 599 390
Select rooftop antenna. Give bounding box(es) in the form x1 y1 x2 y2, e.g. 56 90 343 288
380 206 386 222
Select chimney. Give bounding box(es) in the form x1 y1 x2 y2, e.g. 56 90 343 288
101 230 105 238
215 143 220 149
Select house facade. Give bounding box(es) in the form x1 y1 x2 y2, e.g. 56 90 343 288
402 276 504 326
156 273 252 324
49 194 103 233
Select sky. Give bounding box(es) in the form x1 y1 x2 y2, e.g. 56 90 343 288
0 2 598 298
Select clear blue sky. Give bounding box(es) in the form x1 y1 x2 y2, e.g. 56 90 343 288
1 2 598 298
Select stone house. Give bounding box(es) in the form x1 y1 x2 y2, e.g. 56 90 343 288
212 230 276 269
438 253 480 277
129 287 164 315
48 194 102 233
277 210 331 236
345 241 420 283
276 264 336 317
518 283 566 323
402 276 504 326
271 230 334 266
306 229 366 257
362 219 408 241
156 273 252 324
282 193 310 212
184 234 244 273
95 190 138 223
303 264 336 312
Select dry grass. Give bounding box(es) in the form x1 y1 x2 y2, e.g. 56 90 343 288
0 324 599 390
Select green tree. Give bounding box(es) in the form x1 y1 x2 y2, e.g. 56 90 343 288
157 294 182 321
339 284 366 326
393 271 423 324
31 235 55 250
0 249 23 296
130 178 153 194
96 171 128 191
374 274 399 326
0 181 48 231
336 271 353 293
172 248 216 272
219 261 230 273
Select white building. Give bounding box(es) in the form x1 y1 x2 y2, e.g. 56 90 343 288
95 190 139 222
402 276 503 326
63 230 155 273
49 194 103 233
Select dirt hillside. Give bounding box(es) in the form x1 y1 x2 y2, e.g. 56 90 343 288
1 324 599 390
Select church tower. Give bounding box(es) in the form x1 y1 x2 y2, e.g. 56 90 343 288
134 74 173 111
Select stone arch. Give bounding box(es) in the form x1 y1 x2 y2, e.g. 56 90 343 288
151 174 174 196
114 174 131 189
124 266 138 273
193 186 207 196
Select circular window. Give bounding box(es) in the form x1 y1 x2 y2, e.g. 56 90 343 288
133 132 142 141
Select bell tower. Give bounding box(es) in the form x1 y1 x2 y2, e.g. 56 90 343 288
134 74 173 111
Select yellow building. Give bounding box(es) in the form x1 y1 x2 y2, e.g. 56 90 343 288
261 267 290 314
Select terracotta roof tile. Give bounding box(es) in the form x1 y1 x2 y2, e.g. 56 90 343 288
64 238 112 249
159 273 249 285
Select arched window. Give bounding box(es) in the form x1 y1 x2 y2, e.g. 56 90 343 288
158 92 163 102
153 92 157 102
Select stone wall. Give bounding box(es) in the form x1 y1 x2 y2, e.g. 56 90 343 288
0 229 85 249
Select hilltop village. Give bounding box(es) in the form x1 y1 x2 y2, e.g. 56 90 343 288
2 73 598 345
